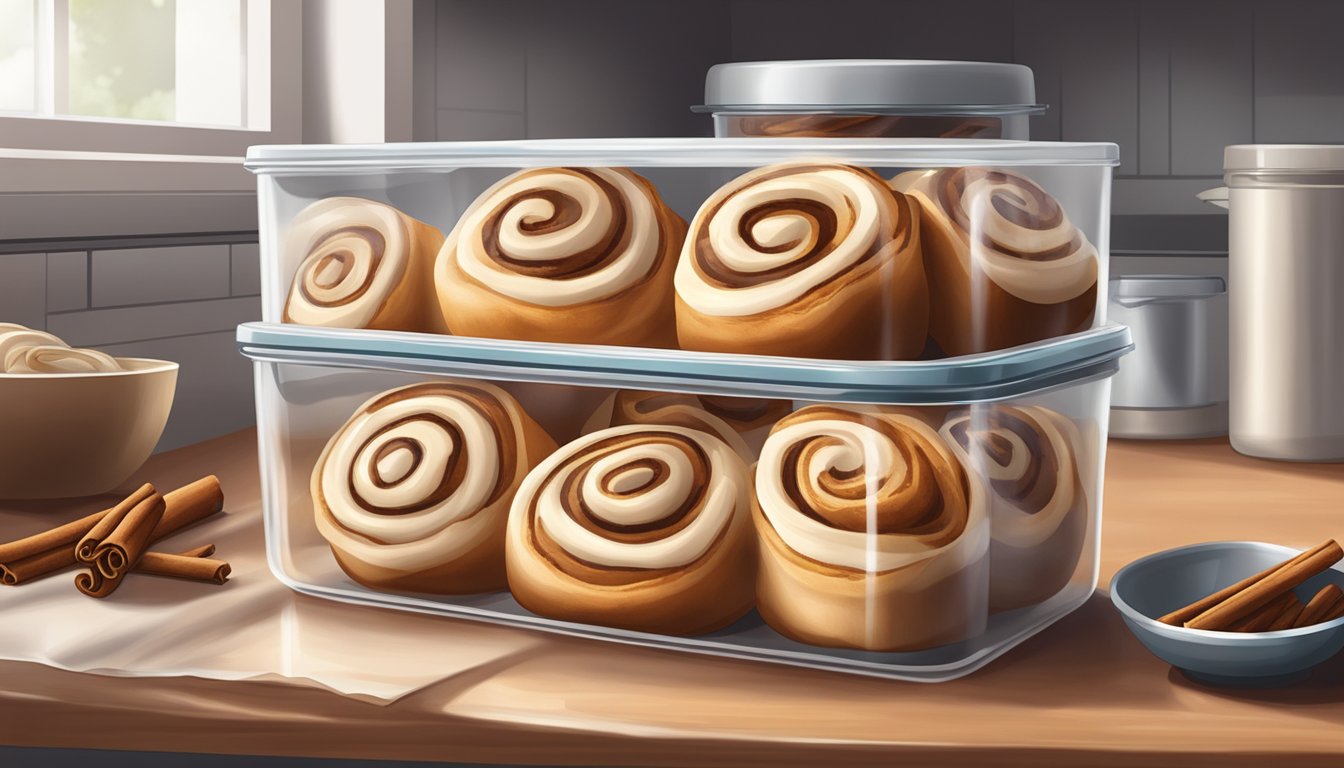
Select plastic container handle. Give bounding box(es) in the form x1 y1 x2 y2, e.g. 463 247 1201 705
1197 186 1229 211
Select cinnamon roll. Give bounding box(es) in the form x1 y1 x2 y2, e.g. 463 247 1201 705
312 380 556 594
581 390 790 460
940 405 1089 611
753 405 988 651
891 168 1099 356
435 167 686 348
506 424 754 635
283 197 445 333
722 114 1002 139
675 162 928 360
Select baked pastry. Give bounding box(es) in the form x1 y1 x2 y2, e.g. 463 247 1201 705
675 161 928 360
581 390 790 460
753 405 988 651
506 424 754 635
283 197 445 332
435 167 685 347
940 405 1089 611
891 168 1099 356
312 380 556 594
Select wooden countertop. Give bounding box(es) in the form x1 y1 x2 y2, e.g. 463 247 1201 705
3 430 1344 767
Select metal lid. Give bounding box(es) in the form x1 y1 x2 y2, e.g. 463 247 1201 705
1224 144 1344 173
1111 275 1225 299
697 60 1043 114
236 322 1131 405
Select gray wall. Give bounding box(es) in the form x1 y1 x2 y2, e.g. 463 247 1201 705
429 0 1344 252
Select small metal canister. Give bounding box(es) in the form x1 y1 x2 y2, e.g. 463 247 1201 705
1108 275 1228 439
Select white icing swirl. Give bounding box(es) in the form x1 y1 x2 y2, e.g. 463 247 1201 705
0 329 68 371
283 197 412 328
675 163 913 317
510 424 749 570
939 405 1083 548
755 407 986 575
313 380 526 572
445 167 664 306
6 345 122 374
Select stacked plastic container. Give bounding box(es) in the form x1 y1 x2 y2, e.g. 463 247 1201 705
240 137 1128 681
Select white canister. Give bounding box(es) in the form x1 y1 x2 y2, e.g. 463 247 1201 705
1225 145 1344 461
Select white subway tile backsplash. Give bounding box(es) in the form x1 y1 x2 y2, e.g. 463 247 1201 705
92 245 231 308
0 252 47 329
48 296 260 347
95 331 255 453
46 251 89 312
230 243 261 296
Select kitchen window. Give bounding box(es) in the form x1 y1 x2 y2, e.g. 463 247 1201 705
0 0 299 157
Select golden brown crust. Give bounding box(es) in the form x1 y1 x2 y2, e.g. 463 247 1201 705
675 163 928 360
940 405 1089 611
283 198 445 333
893 168 1098 356
435 168 685 348
751 405 988 650
505 425 755 635
313 381 556 595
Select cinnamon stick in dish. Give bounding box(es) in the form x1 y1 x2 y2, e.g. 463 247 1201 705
1324 595 1344 623
0 475 225 586
1266 596 1307 631
1227 591 1299 633
1294 584 1344 628
1184 540 1343 631
136 544 230 585
1158 540 1338 626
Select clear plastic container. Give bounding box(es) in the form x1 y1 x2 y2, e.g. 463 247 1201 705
245 138 1117 359
696 60 1046 140
237 321 1131 681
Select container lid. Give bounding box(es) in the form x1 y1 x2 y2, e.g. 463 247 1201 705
696 60 1044 115
236 322 1132 405
1224 144 1344 173
244 137 1118 174
1111 275 1225 299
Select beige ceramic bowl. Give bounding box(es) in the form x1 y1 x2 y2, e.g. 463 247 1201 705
0 358 178 499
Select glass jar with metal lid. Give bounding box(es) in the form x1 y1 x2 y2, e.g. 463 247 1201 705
696 59 1045 139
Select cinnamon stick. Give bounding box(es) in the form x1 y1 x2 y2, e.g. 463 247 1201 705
1324 595 1344 624
0 475 225 586
75 483 156 563
92 492 166 579
74 568 117 599
1294 584 1344 628
1228 591 1298 633
136 546 230 585
1157 543 1330 626
1266 597 1307 632
1184 540 1344 631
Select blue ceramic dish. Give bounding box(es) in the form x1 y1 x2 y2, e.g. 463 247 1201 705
1111 541 1344 686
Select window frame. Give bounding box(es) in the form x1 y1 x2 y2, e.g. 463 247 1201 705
0 0 300 158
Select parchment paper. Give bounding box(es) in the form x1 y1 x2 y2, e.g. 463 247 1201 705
0 430 544 702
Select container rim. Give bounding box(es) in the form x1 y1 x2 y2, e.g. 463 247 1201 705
244 137 1120 174
235 322 1132 404
691 103 1048 116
